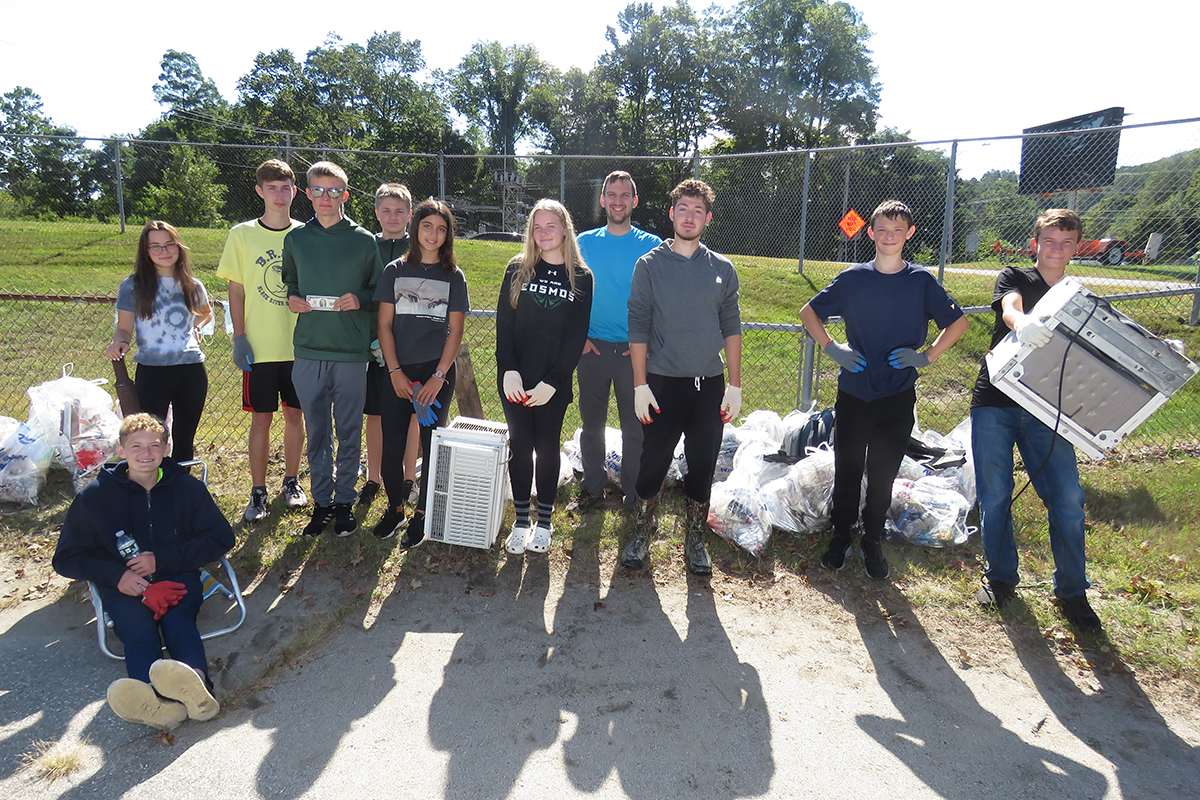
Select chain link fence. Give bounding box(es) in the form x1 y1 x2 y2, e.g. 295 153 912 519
2 117 1199 462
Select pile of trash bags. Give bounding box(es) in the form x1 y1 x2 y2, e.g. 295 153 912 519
707 409 975 556
0 366 122 504
560 406 977 558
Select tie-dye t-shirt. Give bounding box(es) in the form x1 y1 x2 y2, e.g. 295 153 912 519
116 275 208 366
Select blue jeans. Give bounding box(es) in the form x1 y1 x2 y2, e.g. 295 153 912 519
100 571 207 683
971 406 1089 598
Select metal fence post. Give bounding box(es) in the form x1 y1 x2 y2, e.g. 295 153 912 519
113 140 125 234
797 150 812 275
560 156 566 201
439 151 446 201
693 151 700 179
1190 267 1200 326
937 139 958 283
798 333 816 410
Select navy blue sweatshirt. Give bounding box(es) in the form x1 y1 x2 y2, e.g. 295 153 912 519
53 459 234 589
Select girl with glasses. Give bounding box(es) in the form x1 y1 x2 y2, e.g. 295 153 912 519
106 221 213 462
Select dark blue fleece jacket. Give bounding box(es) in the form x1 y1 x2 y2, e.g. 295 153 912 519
53 459 234 589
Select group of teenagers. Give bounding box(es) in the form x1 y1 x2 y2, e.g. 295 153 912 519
51 160 1103 733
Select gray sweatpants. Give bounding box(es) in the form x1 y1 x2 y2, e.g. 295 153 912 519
292 358 367 506
576 340 642 505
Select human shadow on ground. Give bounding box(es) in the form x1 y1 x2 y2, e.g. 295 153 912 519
246 530 395 800
1004 620 1200 797
811 579 1109 799
556 515 775 798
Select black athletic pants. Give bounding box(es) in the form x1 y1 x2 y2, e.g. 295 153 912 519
502 392 570 505
636 373 724 504
830 387 915 541
379 359 455 513
134 362 208 463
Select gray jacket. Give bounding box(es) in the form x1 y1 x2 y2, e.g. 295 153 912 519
627 241 741 378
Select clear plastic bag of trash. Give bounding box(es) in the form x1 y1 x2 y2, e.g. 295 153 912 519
25 367 121 490
763 444 838 535
0 417 55 505
885 476 973 547
707 439 792 557
905 417 974 506
563 427 624 487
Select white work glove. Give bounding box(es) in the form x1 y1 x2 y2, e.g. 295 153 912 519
1013 314 1053 348
502 370 527 403
634 384 660 424
523 381 556 407
720 385 742 423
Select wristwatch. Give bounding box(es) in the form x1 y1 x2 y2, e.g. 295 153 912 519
433 368 446 381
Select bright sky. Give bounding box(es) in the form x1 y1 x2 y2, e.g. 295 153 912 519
2 0 1196 170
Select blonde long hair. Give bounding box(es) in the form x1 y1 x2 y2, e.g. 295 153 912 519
507 199 590 308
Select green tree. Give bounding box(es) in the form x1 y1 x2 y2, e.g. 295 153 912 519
152 50 230 142
710 0 879 151
0 87 93 218
596 1 713 157
445 41 551 158
138 146 227 228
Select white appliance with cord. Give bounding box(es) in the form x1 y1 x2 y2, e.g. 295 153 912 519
424 417 510 549
985 278 1196 459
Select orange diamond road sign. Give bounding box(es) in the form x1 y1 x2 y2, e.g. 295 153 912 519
838 209 865 239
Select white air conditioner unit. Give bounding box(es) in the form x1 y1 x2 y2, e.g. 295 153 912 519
424 417 509 549
985 278 1197 459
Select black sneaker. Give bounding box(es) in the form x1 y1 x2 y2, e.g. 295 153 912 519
1058 595 1103 634
333 503 357 537
860 537 890 579
399 512 425 549
303 505 335 537
356 480 380 508
975 579 1017 608
373 507 406 540
820 534 853 570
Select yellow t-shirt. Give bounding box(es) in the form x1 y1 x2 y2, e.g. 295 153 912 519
216 218 303 363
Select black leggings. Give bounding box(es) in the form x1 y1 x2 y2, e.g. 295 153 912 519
502 393 570 504
636 373 724 504
831 387 915 540
379 359 455 512
135 362 208 462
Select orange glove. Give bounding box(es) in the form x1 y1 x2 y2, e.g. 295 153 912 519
142 581 188 621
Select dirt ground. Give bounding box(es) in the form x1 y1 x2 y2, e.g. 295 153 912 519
2 517 1199 799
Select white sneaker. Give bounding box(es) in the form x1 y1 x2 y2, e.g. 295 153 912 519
107 678 188 730
526 524 552 554
504 521 531 555
281 477 308 509
242 489 269 523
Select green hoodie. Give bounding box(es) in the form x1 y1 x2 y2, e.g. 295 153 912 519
281 216 383 362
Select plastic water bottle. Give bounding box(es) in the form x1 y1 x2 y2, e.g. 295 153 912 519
115 530 140 561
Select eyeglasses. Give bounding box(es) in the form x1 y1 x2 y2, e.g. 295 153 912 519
147 243 179 254
308 186 347 199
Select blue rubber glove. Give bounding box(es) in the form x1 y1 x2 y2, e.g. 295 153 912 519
888 348 930 370
231 335 254 371
824 340 865 373
411 383 442 426
369 339 385 368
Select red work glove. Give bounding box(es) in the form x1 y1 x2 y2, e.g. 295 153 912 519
142 581 188 621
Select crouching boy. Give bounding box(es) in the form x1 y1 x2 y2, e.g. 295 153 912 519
53 413 235 729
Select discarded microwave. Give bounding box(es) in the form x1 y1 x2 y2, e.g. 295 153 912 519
984 278 1197 459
